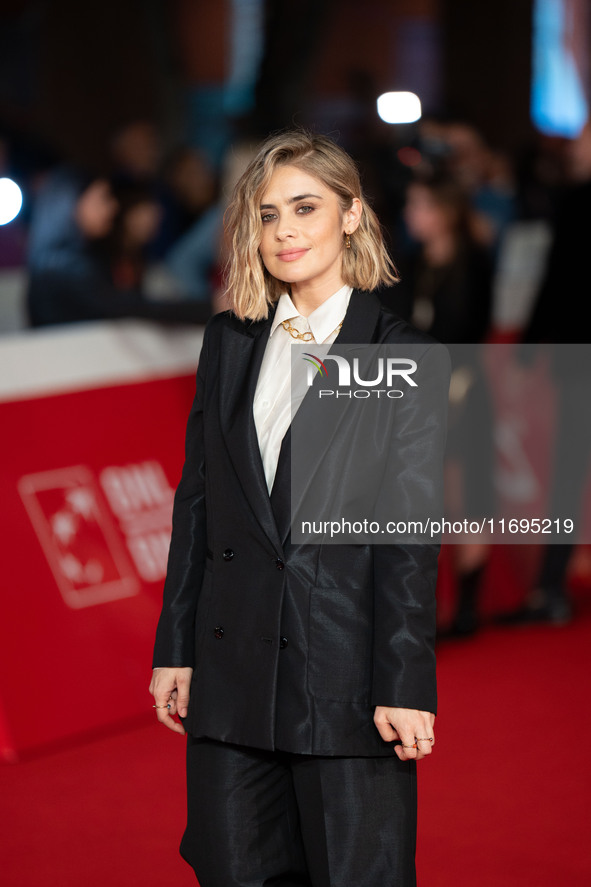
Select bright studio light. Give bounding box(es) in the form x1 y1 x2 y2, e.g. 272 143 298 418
377 92 422 125
0 178 23 225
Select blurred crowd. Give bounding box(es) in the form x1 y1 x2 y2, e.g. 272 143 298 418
1 114 591 632
1 115 589 333
0 120 247 327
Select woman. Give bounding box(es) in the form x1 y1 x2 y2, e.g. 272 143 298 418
150 131 449 886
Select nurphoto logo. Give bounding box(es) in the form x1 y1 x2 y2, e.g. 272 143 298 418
302 352 418 399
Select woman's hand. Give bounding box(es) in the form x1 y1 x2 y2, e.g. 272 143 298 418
149 667 193 735
373 706 435 761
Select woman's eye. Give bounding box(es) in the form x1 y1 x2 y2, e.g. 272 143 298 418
297 205 314 215
261 213 276 223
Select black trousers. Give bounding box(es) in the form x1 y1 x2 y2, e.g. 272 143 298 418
181 737 418 887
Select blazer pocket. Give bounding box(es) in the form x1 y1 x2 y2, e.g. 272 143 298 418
307 586 373 703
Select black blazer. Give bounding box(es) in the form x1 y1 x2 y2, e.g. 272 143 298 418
153 289 450 756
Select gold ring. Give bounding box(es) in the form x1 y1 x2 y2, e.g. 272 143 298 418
416 737 434 742
402 743 417 749
153 704 171 709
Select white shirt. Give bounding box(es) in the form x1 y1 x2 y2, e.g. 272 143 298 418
253 284 353 492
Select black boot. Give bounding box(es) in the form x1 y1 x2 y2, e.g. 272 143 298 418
497 545 573 626
448 564 485 636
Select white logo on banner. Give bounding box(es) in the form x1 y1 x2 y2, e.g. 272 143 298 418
100 461 174 583
19 460 175 608
18 466 140 609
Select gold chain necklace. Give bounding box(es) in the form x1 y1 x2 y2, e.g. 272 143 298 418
281 319 343 342
281 319 314 341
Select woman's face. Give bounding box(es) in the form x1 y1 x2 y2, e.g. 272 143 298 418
404 184 450 244
258 165 360 298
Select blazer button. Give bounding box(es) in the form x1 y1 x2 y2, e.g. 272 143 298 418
223 549 234 561
279 636 288 649
275 558 285 570
214 626 224 639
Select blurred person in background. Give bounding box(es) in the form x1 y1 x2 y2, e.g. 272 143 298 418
162 195 225 304
162 141 257 310
515 133 571 223
415 121 517 256
163 146 217 240
109 120 162 186
26 167 210 326
396 175 493 341
443 122 516 254
106 128 225 306
109 183 163 291
507 121 591 625
109 120 179 260
392 175 494 636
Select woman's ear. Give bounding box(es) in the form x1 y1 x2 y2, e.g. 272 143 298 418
344 197 362 235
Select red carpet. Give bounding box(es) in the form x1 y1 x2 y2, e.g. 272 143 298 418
2 601 590 886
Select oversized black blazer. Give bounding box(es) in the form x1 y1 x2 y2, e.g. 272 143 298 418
153 289 450 756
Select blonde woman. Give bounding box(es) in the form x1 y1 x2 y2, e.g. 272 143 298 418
150 130 449 887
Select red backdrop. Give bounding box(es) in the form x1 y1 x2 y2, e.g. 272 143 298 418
0 321 202 760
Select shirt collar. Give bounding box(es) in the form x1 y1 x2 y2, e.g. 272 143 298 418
270 284 353 342
271 293 301 335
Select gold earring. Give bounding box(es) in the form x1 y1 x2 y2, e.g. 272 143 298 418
345 233 351 249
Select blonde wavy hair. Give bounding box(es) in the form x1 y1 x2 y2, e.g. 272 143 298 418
224 130 398 321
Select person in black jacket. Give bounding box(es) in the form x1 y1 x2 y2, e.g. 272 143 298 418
391 176 494 636
150 131 449 887
509 123 591 624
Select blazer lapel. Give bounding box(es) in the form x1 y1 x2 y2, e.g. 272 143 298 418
219 313 284 554
270 290 383 546
335 288 382 345
270 427 292 545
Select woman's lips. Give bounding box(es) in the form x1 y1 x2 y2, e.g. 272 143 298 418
276 248 309 262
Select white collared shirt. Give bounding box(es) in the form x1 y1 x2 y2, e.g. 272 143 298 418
253 284 353 492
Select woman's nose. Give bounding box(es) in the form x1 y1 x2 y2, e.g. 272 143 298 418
275 221 296 240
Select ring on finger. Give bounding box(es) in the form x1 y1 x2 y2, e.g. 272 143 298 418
402 743 417 749
416 737 434 743
153 704 172 710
